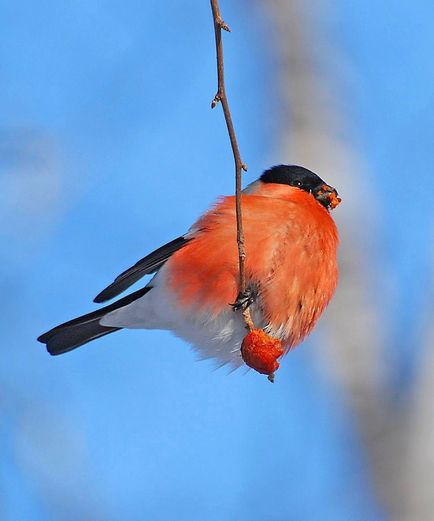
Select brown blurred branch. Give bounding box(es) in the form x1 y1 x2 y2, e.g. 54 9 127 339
265 0 434 517
209 0 252 329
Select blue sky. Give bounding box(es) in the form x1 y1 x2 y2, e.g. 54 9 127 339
1 1 432 520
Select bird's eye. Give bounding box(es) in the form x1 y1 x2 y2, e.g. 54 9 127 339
297 181 302 187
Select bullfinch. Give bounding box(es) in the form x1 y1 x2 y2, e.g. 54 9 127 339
38 165 341 370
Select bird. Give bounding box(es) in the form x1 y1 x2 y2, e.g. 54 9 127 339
38 164 341 371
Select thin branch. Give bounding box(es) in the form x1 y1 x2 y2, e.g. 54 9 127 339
209 0 253 331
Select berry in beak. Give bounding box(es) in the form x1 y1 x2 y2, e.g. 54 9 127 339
313 184 341 210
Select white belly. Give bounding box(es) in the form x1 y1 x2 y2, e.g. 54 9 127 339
99 270 264 368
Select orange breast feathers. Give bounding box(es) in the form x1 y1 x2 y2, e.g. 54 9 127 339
165 184 339 348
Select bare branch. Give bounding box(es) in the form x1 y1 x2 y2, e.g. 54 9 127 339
209 0 252 330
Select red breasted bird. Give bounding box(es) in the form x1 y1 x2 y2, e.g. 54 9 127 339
38 165 340 370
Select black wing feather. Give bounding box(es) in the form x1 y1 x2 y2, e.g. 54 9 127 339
94 236 189 303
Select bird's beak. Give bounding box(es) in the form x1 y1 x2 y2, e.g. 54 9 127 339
313 184 342 210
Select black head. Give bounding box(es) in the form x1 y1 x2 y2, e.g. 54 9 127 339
260 164 341 210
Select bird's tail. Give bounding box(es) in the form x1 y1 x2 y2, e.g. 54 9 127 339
38 287 151 355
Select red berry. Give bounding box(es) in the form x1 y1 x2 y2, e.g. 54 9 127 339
241 329 284 380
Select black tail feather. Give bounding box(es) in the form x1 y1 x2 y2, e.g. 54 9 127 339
38 287 151 355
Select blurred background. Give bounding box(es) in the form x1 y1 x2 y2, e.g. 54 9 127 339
1 0 433 519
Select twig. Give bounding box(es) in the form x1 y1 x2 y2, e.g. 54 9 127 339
209 0 254 331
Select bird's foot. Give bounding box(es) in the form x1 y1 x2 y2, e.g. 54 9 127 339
231 287 255 312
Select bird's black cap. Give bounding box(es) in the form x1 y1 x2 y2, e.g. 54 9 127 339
260 165 326 193
260 164 341 210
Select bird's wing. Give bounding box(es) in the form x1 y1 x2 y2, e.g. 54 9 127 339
94 236 190 303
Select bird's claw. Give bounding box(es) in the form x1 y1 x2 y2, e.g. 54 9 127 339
231 288 255 312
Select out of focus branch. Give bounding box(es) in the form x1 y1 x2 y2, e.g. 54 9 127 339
209 0 253 330
266 0 434 518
